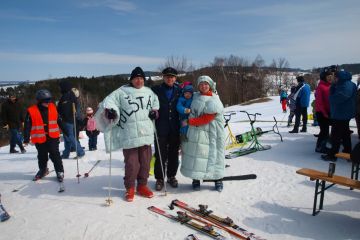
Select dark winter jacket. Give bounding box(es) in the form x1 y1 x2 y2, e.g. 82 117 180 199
57 91 80 124
23 103 67 143
1 98 24 129
329 71 357 120
152 83 181 136
356 87 360 115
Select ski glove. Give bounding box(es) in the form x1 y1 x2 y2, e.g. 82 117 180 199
148 110 158 120
105 108 117 120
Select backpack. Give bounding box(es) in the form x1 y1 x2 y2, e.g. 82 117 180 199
86 117 97 131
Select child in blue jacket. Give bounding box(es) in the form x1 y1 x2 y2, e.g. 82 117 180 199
176 84 193 142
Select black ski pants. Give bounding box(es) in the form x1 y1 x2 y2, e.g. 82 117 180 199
154 134 180 180
294 107 308 130
316 112 330 147
35 138 64 173
328 119 352 157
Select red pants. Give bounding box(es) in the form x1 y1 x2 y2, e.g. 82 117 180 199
123 145 152 189
281 100 287 112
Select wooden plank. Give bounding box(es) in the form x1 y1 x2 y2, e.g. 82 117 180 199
296 168 360 190
335 152 351 161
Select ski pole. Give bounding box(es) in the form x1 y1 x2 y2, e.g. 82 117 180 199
152 120 167 196
84 160 101 178
105 123 113 206
73 103 81 183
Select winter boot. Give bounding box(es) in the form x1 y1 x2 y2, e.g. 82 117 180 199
300 127 307 133
20 146 26 154
33 168 50 181
155 179 164 191
9 149 19 154
125 187 135 202
289 129 298 133
214 180 223 192
167 177 178 188
137 185 154 198
56 172 64 182
192 180 200 191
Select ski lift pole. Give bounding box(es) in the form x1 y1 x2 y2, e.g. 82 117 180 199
105 122 113 206
72 103 81 183
152 120 167 196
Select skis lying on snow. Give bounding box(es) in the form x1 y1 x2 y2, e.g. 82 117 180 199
203 174 257 182
0 194 10 222
169 200 266 240
148 206 227 240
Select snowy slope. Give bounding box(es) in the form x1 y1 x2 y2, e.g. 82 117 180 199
0 96 359 240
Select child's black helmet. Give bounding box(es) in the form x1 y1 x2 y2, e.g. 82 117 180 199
36 89 52 100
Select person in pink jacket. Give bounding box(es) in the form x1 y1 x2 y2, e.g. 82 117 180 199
314 67 334 153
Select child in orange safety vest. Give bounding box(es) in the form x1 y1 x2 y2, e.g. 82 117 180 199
23 89 68 182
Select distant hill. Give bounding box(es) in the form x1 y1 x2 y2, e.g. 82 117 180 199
313 63 360 74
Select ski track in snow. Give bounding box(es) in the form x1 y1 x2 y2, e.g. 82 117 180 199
1 95 360 240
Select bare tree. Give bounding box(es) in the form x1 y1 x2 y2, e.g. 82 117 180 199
158 55 194 73
269 57 291 92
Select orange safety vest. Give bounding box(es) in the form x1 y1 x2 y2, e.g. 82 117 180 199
28 103 60 144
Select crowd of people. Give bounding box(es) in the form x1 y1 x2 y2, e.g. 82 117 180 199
280 66 360 162
1 67 226 202
1 65 360 203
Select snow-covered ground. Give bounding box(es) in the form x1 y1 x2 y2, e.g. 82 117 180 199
0 95 359 240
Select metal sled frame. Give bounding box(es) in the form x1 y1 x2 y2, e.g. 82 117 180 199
224 113 246 150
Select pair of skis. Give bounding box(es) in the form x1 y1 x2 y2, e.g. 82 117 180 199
12 169 65 193
148 206 226 240
149 200 265 240
169 200 266 240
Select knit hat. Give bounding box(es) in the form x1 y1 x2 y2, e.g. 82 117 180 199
296 76 305 82
162 67 178 77
182 84 193 94
59 80 72 93
130 66 145 80
86 107 93 114
336 70 352 82
197 75 217 92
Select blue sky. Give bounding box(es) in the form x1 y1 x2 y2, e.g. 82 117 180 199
0 0 359 82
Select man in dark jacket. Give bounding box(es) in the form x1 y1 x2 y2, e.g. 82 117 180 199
355 76 360 139
1 93 26 153
57 81 85 159
321 70 357 161
151 67 181 190
289 76 311 133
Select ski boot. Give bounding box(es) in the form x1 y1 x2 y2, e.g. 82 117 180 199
125 187 135 202
155 179 164 191
167 177 178 188
192 180 200 191
33 168 50 181
137 185 154 198
56 172 64 182
214 180 223 192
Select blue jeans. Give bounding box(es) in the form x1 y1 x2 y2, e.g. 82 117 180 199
62 122 85 158
10 128 23 150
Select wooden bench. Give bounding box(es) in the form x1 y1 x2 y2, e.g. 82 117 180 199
296 168 360 216
335 153 359 188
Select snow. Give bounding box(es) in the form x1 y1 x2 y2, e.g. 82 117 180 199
1 95 360 240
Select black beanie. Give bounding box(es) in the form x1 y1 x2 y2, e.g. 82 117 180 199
296 76 305 82
130 67 145 80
